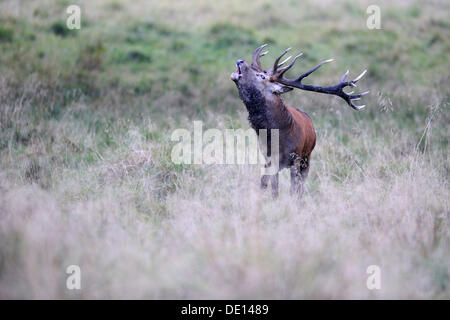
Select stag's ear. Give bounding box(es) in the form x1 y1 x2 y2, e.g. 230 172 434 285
271 83 293 94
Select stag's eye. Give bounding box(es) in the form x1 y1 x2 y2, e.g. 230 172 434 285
259 74 266 79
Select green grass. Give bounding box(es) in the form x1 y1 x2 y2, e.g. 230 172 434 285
0 0 449 299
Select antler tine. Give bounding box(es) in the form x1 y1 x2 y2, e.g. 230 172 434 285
341 70 349 82
270 48 291 75
349 90 369 101
352 70 367 83
350 103 365 110
294 58 334 82
275 52 303 78
278 55 292 67
251 44 268 71
348 90 369 109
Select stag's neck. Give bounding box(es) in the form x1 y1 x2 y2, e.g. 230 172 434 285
239 85 292 131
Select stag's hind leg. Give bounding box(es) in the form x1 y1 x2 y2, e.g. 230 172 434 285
261 175 269 189
290 154 310 197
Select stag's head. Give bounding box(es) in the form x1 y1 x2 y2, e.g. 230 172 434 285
231 44 369 110
231 45 293 98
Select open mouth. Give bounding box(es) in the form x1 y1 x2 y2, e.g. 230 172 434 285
231 62 242 82
236 63 242 75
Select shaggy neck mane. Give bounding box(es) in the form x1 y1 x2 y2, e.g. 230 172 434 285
237 84 291 131
238 84 272 131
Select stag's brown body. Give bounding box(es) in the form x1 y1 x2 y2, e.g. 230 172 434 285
231 45 368 198
285 105 316 161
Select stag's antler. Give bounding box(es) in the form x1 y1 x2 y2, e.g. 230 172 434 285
251 44 268 71
267 47 369 110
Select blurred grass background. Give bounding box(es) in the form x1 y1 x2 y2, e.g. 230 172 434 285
0 0 449 298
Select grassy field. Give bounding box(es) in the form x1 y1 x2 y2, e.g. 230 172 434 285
0 0 449 299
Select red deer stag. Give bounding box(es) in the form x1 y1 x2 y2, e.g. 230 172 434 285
231 44 368 198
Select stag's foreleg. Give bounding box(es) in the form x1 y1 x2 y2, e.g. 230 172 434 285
261 161 279 198
270 172 279 198
260 174 279 198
